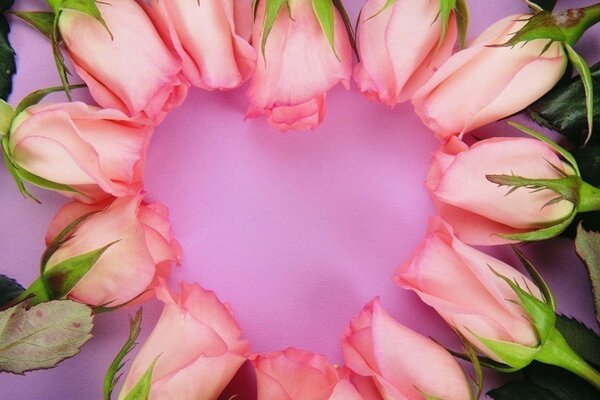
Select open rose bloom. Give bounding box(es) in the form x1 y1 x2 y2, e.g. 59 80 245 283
59 0 188 123
246 0 353 131
148 0 256 90
427 136 576 245
119 282 250 400
342 298 471 400
252 348 361 400
44 195 182 307
354 0 457 106
8 102 152 203
395 217 543 359
413 14 567 141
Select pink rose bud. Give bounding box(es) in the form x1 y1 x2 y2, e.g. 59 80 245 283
8 102 152 203
354 0 457 107
44 195 182 307
413 14 567 141
395 217 543 360
342 298 471 400
148 0 256 90
59 0 189 123
246 0 353 131
426 136 576 245
252 348 361 400
119 282 250 399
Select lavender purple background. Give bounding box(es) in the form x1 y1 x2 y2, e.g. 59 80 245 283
1 1 599 398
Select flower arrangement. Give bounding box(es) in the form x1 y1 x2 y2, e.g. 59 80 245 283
1 0 600 399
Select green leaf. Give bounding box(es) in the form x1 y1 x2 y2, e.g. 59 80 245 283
0 275 23 308
0 300 93 374
12 11 55 40
554 315 600 367
565 44 594 145
15 84 86 115
122 357 158 400
528 62 600 146
43 241 118 299
0 14 16 101
260 0 287 59
572 145 600 187
488 381 561 400
312 0 336 57
574 223 600 326
103 309 143 400
488 362 600 400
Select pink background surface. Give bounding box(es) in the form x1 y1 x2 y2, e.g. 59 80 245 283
1 1 599 399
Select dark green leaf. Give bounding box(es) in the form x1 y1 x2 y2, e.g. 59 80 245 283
529 0 557 12
312 0 336 57
528 62 600 146
488 381 561 400
12 11 54 40
0 15 16 101
0 300 93 374
554 315 600 367
0 0 15 13
572 145 600 187
122 357 158 400
574 224 600 326
103 309 143 400
15 84 86 115
0 275 23 308
43 241 118 299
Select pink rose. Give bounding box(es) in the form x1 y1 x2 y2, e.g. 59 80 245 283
246 0 353 131
59 0 188 123
148 0 256 90
44 195 182 307
342 298 471 400
426 136 575 245
354 0 457 107
413 14 567 141
8 102 152 203
394 217 542 359
252 348 361 400
119 282 249 400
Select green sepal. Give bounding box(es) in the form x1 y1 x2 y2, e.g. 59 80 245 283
527 0 557 12
332 0 357 59
493 12 567 47
565 44 594 145
42 241 119 299
476 335 539 370
438 0 456 49
364 0 395 21
123 357 159 400
497 212 576 242
12 277 51 306
260 0 287 59
0 99 13 135
103 308 143 400
49 0 111 38
15 84 86 115
1 137 39 203
17 166 81 195
512 246 556 310
507 122 580 175
455 0 469 49
312 0 337 58
12 11 55 40
40 209 103 272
